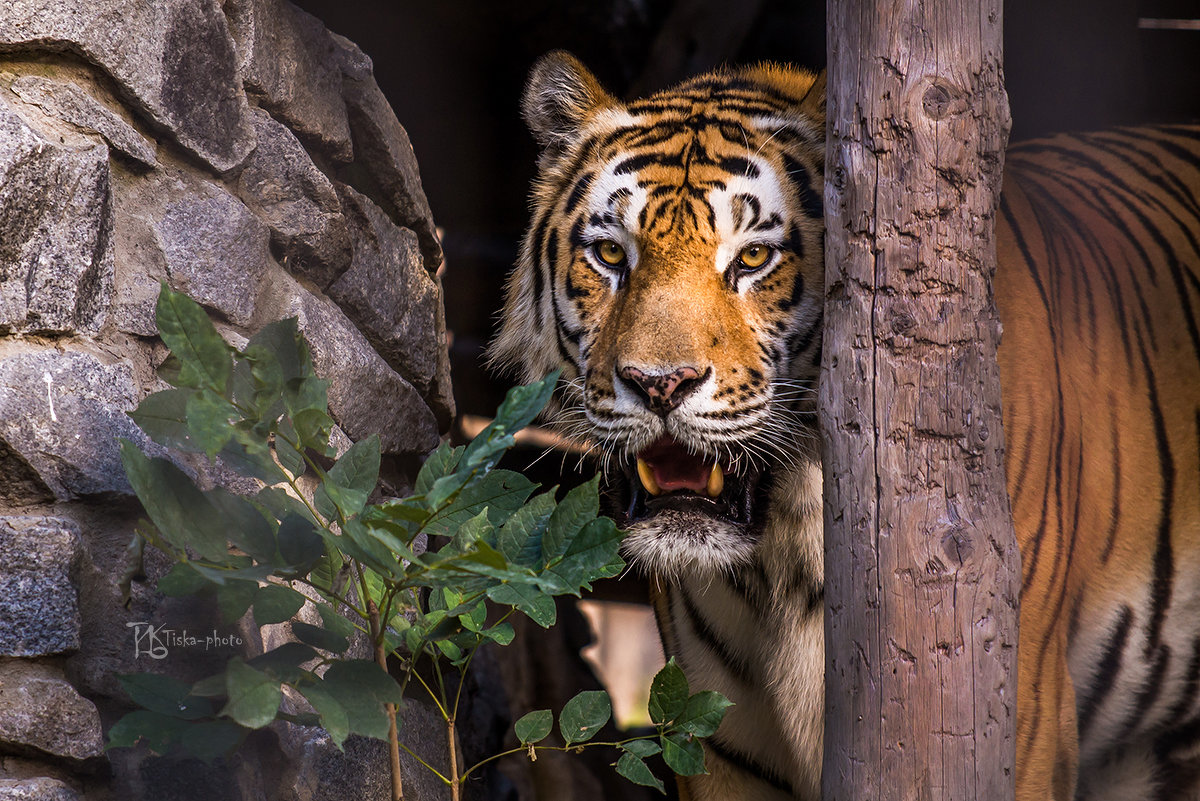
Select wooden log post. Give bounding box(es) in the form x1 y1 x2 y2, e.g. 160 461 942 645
820 1 1020 799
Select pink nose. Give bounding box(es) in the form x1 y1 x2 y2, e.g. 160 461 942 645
617 365 706 415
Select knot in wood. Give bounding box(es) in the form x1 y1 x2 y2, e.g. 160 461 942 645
922 82 962 121
890 310 916 336
941 526 975 568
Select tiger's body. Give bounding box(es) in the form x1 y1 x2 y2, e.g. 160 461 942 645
490 52 1200 800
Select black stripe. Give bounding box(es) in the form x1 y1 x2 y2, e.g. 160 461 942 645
1120 644 1171 738
563 172 593 215
675 585 757 685
781 153 823 221
1138 330 1176 657
1166 636 1200 727
1099 392 1123 563
1077 604 1134 735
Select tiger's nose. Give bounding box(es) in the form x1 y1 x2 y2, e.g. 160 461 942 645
617 365 707 415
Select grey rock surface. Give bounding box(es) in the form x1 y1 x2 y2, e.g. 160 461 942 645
329 186 438 395
0 661 104 763
0 778 80 801
238 109 350 287
9 75 158 168
277 716 449 801
0 0 253 173
0 97 113 336
335 37 443 270
153 183 272 327
0 349 145 499
0 517 81 657
227 0 353 162
270 276 440 456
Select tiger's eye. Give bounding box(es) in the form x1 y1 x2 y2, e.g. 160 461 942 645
594 239 627 266
737 244 772 270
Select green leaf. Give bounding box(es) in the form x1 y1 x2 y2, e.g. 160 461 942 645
616 752 666 793
320 660 404 740
247 642 319 684
544 476 600 563
277 514 325 570
155 283 232 393
559 690 611 744
622 739 663 757
221 659 281 729
326 435 380 508
106 709 189 753
649 658 689 726
255 488 317 526
220 428 288 484
540 516 624 596
316 604 358 640
497 490 556 567
185 390 240 459
128 389 201 453
292 408 334 454
422 470 537 538
253 584 307 625
118 674 213 720
486 583 557 628
179 719 244 763
246 318 307 386
274 419 305 477
157 562 210 596
434 639 462 662
300 684 350 748
483 622 515 645
415 443 463 494
495 370 559 429
673 691 734 738
292 620 349 653
216 579 258 624
514 709 553 744
446 509 492 552
208 488 276 564
119 441 229 562
244 343 284 409
661 731 706 776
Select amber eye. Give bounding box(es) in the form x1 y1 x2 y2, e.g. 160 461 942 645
593 239 627 267
737 244 773 270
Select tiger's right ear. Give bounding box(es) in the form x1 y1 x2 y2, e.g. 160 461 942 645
522 51 616 151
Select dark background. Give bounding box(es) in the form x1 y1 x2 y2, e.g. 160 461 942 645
295 0 1200 424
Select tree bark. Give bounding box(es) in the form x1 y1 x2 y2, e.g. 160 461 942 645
820 1 1020 800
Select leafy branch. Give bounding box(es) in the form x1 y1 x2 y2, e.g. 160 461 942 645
108 284 730 798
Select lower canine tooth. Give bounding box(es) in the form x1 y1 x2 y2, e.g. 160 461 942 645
706 464 724 498
637 458 662 496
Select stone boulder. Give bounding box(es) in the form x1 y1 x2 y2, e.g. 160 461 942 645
0 778 80 801
0 96 113 336
0 661 103 765
0 517 81 657
0 0 254 173
238 108 351 288
0 349 146 500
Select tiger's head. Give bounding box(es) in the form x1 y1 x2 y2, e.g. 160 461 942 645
490 52 826 577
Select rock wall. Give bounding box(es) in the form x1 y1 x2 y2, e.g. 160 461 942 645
0 2 462 798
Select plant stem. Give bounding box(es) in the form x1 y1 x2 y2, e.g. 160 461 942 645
368 597 405 801
448 714 461 801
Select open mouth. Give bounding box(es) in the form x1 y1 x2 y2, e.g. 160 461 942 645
603 434 768 531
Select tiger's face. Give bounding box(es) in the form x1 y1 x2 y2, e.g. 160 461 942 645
491 52 826 576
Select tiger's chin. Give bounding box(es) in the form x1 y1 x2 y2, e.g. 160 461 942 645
603 435 772 577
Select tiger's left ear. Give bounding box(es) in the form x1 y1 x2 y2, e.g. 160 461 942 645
799 70 826 122
522 51 617 152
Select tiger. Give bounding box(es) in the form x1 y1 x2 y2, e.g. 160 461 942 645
488 50 1200 801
